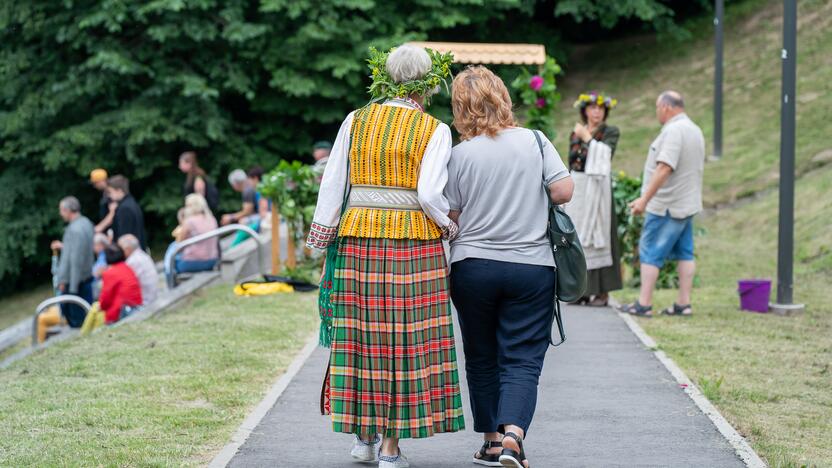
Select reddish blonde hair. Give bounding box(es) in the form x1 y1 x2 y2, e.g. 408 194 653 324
452 66 516 140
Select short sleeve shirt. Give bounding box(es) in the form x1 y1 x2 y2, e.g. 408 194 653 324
445 127 570 267
242 187 257 206
642 113 706 218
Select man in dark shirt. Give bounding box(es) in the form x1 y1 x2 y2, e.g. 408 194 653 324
220 168 256 225
106 175 147 249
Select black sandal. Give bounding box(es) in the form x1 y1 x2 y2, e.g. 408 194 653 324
661 303 693 316
473 440 503 467
570 296 590 306
499 432 529 468
616 301 653 317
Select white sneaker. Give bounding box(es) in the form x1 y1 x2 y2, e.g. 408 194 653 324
351 434 379 463
378 448 409 468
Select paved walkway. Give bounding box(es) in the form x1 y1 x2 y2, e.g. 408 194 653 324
228 306 745 467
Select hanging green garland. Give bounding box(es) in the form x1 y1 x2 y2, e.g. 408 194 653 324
367 46 454 105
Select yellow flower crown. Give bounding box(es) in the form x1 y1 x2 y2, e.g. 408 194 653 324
573 92 618 109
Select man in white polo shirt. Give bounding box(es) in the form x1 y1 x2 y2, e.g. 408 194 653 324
618 90 705 318
118 234 159 306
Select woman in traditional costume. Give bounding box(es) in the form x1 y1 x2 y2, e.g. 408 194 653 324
565 92 622 306
306 44 464 468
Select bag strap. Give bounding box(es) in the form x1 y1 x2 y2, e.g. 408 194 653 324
532 129 566 347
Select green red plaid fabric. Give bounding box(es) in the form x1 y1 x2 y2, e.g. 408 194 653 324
327 237 465 439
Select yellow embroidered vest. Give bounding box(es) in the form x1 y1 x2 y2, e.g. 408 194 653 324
338 104 442 239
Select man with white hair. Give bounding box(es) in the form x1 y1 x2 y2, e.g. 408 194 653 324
51 196 95 327
118 234 159 305
220 168 256 226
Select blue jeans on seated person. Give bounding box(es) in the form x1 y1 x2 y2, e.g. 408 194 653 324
639 210 695 268
175 257 218 273
164 241 218 285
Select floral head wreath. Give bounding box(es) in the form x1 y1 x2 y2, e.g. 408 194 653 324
367 46 454 106
573 92 618 109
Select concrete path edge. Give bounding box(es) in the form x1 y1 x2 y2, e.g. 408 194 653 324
210 312 768 468
208 332 319 468
617 312 767 468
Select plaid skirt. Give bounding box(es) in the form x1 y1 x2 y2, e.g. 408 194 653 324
327 237 465 439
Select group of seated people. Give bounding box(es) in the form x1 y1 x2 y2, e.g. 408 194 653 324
41 231 160 343
163 165 271 281
39 158 273 342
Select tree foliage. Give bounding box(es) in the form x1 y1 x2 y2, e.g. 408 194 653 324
0 0 705 292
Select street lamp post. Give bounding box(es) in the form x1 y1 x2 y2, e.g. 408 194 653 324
771 0 803 315
712 0 724 160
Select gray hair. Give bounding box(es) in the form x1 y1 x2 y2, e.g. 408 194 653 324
117 234 140 251
228 169 247 186
387 45 432 85
94 233 110 246
658 90 685 108
59 196 81 213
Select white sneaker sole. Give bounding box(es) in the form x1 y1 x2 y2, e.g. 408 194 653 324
351 453 376 463
473 456 503 467
498 454 524 468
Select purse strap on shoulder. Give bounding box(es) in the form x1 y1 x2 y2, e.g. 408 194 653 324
531 129 566 347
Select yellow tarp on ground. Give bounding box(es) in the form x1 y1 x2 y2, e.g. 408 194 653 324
233 282 294 296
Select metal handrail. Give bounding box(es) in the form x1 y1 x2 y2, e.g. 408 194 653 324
32 295 92 346
166 224 265 289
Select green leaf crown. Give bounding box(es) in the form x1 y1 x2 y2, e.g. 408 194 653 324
367 46 454 105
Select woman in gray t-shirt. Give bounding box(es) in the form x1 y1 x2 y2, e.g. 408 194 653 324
445 66 573 468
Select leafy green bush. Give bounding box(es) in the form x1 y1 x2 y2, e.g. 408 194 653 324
258 161 319 238
0 1 708 294
612 172 678 288
511 57 562 140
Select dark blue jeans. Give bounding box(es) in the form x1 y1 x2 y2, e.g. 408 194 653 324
450 258 555 435
61 277 94 328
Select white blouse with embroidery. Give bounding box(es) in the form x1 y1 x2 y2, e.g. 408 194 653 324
306 101 455 250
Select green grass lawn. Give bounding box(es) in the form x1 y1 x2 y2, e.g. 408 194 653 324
551 0 832 465
0 283 53 330
619 165 832 467
0 286 318 466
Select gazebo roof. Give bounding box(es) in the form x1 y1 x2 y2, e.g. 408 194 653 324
408 42 546 65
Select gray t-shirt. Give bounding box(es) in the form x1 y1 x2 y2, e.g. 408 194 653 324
642 113 705 218
445 128 570 267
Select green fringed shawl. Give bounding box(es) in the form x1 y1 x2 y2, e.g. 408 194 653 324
317 240 341 347
317 133 353 348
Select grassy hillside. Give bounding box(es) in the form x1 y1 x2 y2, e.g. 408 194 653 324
642 165 831 466
551 0 832 465
0 287 318 466
553 0 832 207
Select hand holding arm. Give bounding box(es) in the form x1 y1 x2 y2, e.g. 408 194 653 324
574 123 592 143
417 123 456 235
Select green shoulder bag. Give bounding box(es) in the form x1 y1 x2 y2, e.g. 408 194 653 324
532 130 588 345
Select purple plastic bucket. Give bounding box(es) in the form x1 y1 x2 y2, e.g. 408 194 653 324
738 279 771 313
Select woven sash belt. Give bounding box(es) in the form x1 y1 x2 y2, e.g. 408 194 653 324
348 185 421 211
